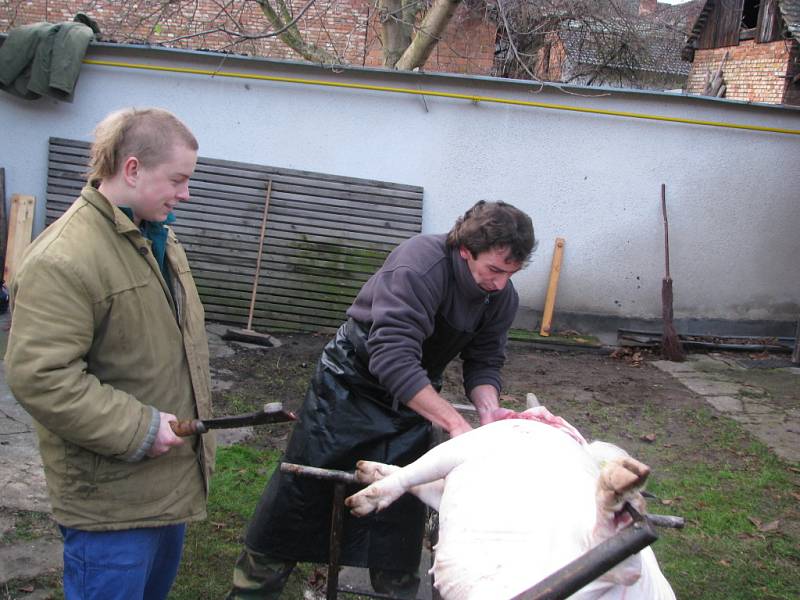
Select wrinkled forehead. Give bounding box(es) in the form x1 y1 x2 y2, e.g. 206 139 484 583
483 245 523 268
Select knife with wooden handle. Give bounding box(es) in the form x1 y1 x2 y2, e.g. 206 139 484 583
169 402 296 436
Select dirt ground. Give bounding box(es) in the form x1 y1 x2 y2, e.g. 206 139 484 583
212 332 797 485
208 332 800 598
2 325 798 599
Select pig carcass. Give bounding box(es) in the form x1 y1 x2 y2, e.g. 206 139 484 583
345 407 676 600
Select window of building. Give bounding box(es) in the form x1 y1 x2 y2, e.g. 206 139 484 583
741 0 761 30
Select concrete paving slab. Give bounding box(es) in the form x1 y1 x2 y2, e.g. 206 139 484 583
677 377 742 397
705 396 743 413
650 360 697 375
0 362 51 512
0 538 62 585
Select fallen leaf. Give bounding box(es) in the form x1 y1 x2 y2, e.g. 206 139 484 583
719 559 731 567
759 520 780 532
499 394 517 403
661 498 673 506
18 585 34 593
640 433 657 443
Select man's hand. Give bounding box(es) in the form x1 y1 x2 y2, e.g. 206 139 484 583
407 385 473 438
146 411 185 458
470 384 504 426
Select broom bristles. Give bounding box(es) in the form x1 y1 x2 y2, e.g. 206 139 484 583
661 279 685 361
662 322 685 362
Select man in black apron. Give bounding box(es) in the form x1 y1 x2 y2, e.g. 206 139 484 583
227 200 536 599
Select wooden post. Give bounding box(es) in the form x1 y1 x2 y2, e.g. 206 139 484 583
540 237 565 337
4 195 35 286
792 317 799 365
0 168 6 283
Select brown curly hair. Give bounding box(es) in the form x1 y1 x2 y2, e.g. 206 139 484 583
446 200 536 264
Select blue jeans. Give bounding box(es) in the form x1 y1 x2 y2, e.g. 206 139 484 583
59 523 186 600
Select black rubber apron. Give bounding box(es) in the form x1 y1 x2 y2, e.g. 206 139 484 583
245 316 476 571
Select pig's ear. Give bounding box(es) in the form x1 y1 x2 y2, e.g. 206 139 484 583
594 457 651 538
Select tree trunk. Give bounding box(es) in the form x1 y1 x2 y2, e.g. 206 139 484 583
379 0 415 68
255 0 338 64
395 0 463 71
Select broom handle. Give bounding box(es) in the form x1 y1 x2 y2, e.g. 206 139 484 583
247 179 272 331
661 183 671 280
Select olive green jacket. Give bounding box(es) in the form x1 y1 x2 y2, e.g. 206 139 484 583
6 186 215 530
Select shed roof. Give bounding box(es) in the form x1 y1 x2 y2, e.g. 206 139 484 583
559 19 691 77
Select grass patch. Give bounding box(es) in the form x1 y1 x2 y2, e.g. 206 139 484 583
647 434 799 599
0 509 58 543
170 445 279 600
171 446 330 599
2 574 63 600
508 328 602 346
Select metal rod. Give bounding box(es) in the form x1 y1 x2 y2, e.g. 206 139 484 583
281 462 357 484
511 504 659 600
647 514 685 529
327 482 346 600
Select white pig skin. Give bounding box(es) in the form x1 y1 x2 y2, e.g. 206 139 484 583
346 409 676 600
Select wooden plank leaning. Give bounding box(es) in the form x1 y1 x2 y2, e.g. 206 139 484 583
4 194 36 290
540 237 565 337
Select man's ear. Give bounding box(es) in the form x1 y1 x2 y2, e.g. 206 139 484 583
121 156 140 187
459 245 471 260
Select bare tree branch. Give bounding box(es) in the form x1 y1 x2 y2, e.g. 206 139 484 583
394 0 462 70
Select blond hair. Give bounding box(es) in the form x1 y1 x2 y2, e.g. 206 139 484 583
88 107 198 183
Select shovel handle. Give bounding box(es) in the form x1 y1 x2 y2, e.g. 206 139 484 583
170 419 208 437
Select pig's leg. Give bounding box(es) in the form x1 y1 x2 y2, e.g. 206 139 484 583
353 460 399 485
354 461 446 510
593 457 651 585
346 432 480 517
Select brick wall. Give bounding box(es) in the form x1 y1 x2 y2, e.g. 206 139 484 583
685 39 795 104
0 0 497 75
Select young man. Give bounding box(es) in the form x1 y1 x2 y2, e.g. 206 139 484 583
5 108 215 600
228 200 536 599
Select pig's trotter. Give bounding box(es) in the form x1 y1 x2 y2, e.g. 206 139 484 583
354 460 400 484
345 476 406 517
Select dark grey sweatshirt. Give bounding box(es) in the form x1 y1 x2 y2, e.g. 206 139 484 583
347 233 519 405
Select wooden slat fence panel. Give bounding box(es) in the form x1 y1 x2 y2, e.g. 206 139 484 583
45 137 423 333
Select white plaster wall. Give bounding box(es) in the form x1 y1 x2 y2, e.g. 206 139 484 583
1 44 798 324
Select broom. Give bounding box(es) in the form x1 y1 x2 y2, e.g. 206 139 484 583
223 179 280 347
660 183 684 362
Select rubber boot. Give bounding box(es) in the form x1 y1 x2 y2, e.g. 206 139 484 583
226 546 295 600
